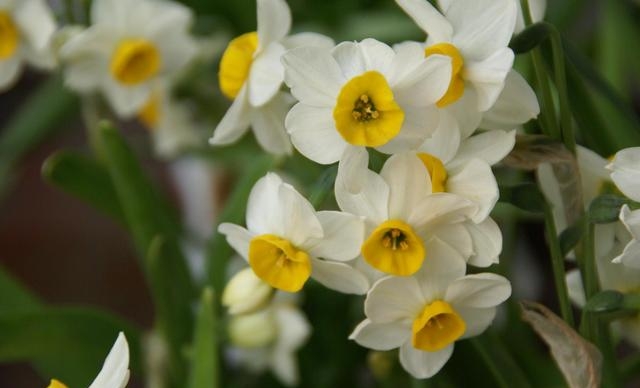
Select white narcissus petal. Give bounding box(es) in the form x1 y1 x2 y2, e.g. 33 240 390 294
414 237 467 301
464 47 515 112
218 223 253 261
359 38 395 77
91 0 129 25
281 32 334 50
88 332 130 388
0 56 22 91
399 341 454 379
376 105 439 155
445 273 511 308
417 113 461 165
448 0 517 60
365 275 424 322
60 26 115 91
389 41 428 86
393 54 452 108
395 0 453 43
103 79 151 118
614 240 640 269
285 103 347 165
443 89 483 139
456 306 497 339
282 46 344 107
429 223 473 259
249 43 286 107
620 205 640 240
480 70 539 131
270 349 298 387
451 129 516 168
381 153 432 220
209 88 252 146
464 217 503 267
349 319 410 350
143 0 192 38
251 92 293 155
446 159 498 223
310 258 370 295
332 41 366 80
304 211 364 262
155 31 197 76
608 147 640 202
274 305 311 351
408 193 477 230
14 0 56 51
577 146 611 205
257 0 291 49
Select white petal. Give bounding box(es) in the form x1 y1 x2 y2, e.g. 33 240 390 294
359 38 395 77
285 103 346 165
620 205 640 240
332 41 366 80
282 46 343 107
614 240 640 270
305 211 364 262
375 106 438 155
251 92 293 155
349 319 410 350
464 218 503 267
88 332 130 388
451 129 516 168
257 0 291 48
446 159 498 222
408 193 477 230
218 223 253 261
274 305 311 351
442 90 483 139
395 0 453 42
381 153 432 219
449 0 517 60
365 276 425 322
91 0 128 25
0 56 21 92
102 79 151 118
464 48 515 111
60 26 114 92
445 273 511 308
565 269 586 307
578 146 611 205
249 43 286 107
609 147 640 202
480 70 539 131
335 147 390 223
310 258 370 295
393 54 452 108
143 0 192 38
399 341 453 379
414 237 467 301
389 41 429 86
456 306 497 339
281 32 334 50
154 30 197 76
429 223 473 259
209 88 252 146
14 0 56 52
270 349 298 387
416 113 461 164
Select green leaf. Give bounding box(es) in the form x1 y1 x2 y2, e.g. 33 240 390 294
0 307 141 387
509 22 552 54
308 165 337 208
0 267 41 314
499 183 546 214
588 194 629 224
559 221 584 257
584 290 625 314
187 287 219 388
42 151 126 224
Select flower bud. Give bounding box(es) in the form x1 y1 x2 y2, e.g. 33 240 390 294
228 309 277 348
222 268 274 315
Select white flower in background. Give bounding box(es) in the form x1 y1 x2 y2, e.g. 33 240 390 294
282 39 452 164
228 294 310 386
335 147 494 282
60 0 197 117
210 0 334 155
613 205 640 269
0 0 56 91
350 240 511 379
396 0 538 137
218 173 368 294
438 0 547 34
608 147 640 203
223 267 275 315
48 332 130 388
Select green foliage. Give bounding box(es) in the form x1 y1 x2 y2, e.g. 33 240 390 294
187 288 219 388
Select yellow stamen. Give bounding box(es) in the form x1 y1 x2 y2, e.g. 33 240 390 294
47 379 69 388
425 43 465 108
361 219 425 276
249 234 311 292
110 39 161 86
333 71 404 147
219 32 259 100
412 300 465 351
417 153 448 193
0 12 19 60
138 91 161 129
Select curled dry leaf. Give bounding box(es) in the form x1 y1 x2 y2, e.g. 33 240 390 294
520 301 602 388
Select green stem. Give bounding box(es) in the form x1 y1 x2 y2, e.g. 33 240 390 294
63 0 75 23
470 339 511 388
549 29 576 154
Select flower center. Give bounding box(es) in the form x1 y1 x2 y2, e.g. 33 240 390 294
412 300 465 352
417 153 448 193
138 92 161 129
361 219 425 276
0 12 19 60
333 71 404 147
47 379 68 388
219 31 259 100
249 234 312 292
110 39 161 86
425 43 465 108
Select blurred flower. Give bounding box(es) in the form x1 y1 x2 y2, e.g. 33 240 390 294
613 205 640 269
608 147 640 202
437 0 547 34
0 0 56 91
223 267 275 315
60 0 197 117
210 0 333 155
350 239 511 378
282 39 451 164
218 172 368 294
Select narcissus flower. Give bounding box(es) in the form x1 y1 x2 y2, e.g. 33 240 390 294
210 0 333 155
219 173 368 294
0 0 56 91
437 0 547 34
613 205 640 269
48 332 130 388
608 147 640 203
60 0 197 117
282 39 452 164
350 239 511 378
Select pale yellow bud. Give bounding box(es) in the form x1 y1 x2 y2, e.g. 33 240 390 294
228 309 278 348
222 268 274 315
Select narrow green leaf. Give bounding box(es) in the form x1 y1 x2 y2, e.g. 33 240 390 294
187 287 218 388
559 221 584 257
42 151 126 224
584 290 624 314
499 183 546 214
509 22 552 54
588 194 628 224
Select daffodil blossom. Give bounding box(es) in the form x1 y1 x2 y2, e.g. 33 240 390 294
48 332 130 388
210 0 334 155
282 39 452 164
0 0 56 91
612 205 640 269
228 294 310 386
60 0 197 117
437 0 547 34
608 147 640 203
218 172 368 294
335 147 492 282
350 239 511 379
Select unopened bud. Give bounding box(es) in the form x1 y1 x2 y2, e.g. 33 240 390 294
223 268 274 315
